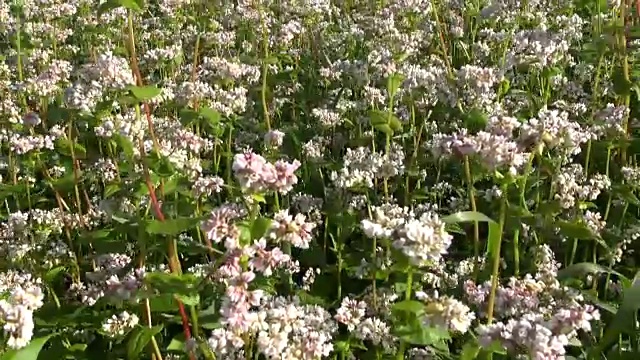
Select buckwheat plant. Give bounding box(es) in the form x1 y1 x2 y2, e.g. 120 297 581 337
1 0 640 359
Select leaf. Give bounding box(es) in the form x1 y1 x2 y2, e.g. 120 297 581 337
127 325 163 360
1 334 56 360
129 85 161 101
442 211 502 260
145 272 200 298
460 340 481 360
114 135 135 159
251 217 272 240
612 184 640 206
396 325 450 346
44 266 66 284
368 110 395 135
388 115 403 132
392 300 425 314
175 293 200 306
179 108 200 126
463 108 488 133
55 138 87 158
167 334 185 351
146 217 202 236
593 271 640 356
199 107 221 128
558 262 628 285
387 73 405 98
442 211 494 224
557 220 596 239
98 0 142 16
373 123 393 135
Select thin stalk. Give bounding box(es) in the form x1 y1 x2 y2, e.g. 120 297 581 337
486 184 508 324
464 156 480 280
125 10 195 360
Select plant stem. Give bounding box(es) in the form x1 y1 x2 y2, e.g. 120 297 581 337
486 184 508 324
464 156 480 280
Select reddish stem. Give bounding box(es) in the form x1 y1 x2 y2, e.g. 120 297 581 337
126 13 196 360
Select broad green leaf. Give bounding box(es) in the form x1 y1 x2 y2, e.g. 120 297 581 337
127 325 163 360
145 272 200 298
557 220 596 239
612 184 640 206
44 266 66 283
463 108 488 132
387 73 405 98
55 138 87 158
146 217 202 236
388 115 403 132
460 340 481 360
167 334 185 351
199 107 221 128
558 262 628 285
251 217 272 240
442 211 502 260
1 334 56 360
175 293 200 306
251 193 266 204
98 0 143 16
593 271 640 356
369 110 388 126
392 300 425 314
114 134 135 159
373 123 393 135
396 325 450 346
129 85 161 101
179 108 200 126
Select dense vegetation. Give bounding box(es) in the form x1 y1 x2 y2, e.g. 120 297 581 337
0 0 639 359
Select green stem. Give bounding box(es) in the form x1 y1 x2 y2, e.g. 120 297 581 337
396 270 413 360
486 185 508 324
464 156 480 280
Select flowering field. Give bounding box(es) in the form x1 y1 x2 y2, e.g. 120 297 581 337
2 0 640 359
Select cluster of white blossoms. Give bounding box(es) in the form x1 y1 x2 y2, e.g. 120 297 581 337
0 272 44 349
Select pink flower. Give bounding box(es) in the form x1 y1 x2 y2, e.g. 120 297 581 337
272 159 301 194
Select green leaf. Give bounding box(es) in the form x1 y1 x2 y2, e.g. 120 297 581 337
463 108 488 133
612 184 640 206
251 217 272 240
199 107 221 128
388 115 403 132
179 108 200 126
146 217 202 236
369 110 394 135
442 211 501 260
556 221 609 251
175 293 200 306
251 194 266 204
387 73 405 98
593 271 640 356
558 262 628 285
55 138 87 159
369 110 387 126
127 325 163 360
460 340 481 360
397 325 450 346
392 300 425 314
1 334 56 360
44 266 66 284
373 123 393 135
145 272 200 298
167 334 185 351
129 85 161 101
114 135 135 159
98 0 143 16
557 220 596 239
